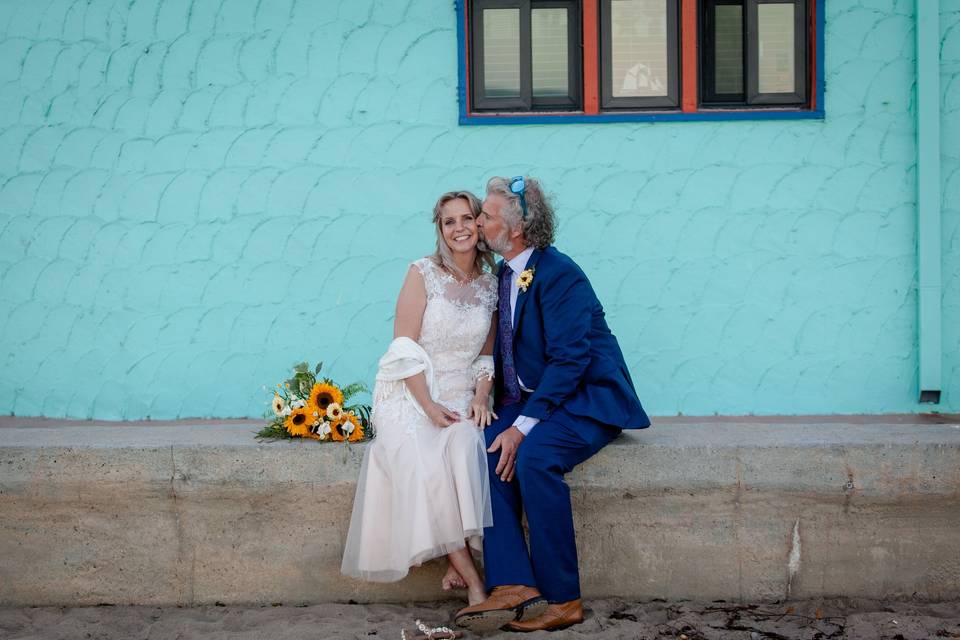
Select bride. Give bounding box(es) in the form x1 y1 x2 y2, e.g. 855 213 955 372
341 190 498 606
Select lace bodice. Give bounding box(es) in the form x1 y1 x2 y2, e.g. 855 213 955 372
413 257 497 403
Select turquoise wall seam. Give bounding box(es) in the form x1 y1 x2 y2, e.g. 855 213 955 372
916 0 942 400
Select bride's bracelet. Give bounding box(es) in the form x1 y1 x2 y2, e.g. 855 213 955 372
472 355 494 382
474 366 494 382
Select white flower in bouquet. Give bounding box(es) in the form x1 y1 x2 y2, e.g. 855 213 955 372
326 402 343 421
317 422 332 440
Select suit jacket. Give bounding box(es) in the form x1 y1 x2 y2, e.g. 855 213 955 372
493 246 650 430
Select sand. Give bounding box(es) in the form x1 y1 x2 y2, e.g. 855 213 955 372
3 598 960 639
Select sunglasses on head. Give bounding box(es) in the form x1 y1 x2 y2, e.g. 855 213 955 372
510 176 528 219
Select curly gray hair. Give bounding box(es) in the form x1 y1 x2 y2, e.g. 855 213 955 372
485 176 556 249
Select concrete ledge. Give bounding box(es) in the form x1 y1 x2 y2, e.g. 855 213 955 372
1 416 959 606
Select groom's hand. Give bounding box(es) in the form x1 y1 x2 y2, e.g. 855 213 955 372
488 425 525 482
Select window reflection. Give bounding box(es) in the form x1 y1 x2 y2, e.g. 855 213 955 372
611 0 669 98
532 8 569 98
483 8 521 98
757 3 795 94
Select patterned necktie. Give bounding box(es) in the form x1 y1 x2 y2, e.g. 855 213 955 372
498 263 522 406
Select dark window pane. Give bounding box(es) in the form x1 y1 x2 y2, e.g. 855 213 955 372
610 0 670 98
532 8 569 98
757 2 795 93
714 4 743 94
482 8 521 98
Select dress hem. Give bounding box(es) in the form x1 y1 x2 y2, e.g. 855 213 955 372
341 529 486 583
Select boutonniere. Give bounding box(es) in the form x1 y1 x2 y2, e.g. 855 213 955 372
517 267 535 293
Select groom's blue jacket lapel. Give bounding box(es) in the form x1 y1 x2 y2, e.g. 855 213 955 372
511 248 543 332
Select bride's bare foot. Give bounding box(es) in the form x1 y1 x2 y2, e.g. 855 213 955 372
466 585 487 606
441 564 467 591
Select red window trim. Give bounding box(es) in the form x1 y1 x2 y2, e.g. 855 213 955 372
583 0 600 114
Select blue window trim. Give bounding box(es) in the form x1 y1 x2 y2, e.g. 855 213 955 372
455 0 825 126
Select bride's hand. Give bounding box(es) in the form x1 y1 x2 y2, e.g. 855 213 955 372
467 396 498 429
426 402 460 428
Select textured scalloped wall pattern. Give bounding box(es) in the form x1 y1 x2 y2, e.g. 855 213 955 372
0 0 958 419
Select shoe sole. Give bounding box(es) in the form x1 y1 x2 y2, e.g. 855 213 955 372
455 608 517 633
504 619 583 633
516 597 549 622
454 596 548 632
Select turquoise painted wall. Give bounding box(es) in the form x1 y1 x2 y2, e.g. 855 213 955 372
0 0 957 420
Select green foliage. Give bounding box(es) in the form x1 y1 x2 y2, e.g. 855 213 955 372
256 420 293 440
340 381 369 403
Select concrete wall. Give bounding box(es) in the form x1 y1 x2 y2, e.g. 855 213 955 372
1 419 959 605
0 0 958 419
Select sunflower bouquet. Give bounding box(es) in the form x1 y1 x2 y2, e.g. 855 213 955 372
257 361 373 442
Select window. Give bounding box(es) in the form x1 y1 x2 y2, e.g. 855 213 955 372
456 0 823 123
700 0 808 106
470 0 581 111
600 0 680 109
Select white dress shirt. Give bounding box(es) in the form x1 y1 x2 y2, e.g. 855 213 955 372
505 247 540 436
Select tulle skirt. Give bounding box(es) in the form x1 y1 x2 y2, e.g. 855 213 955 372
340 381 493 582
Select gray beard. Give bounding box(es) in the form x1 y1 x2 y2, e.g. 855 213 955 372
483 228 513 256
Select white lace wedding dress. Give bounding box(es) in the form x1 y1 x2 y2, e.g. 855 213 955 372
341 258 498 582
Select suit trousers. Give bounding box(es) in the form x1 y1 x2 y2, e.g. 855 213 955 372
482 401 621 603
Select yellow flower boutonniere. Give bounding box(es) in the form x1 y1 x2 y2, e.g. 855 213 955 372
517 267 535 293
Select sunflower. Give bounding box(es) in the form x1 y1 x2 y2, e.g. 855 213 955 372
309 382 344 413
331 412 363 442
330 417 346 442
326 402 343 422
284 405 311 437
517 267 535 292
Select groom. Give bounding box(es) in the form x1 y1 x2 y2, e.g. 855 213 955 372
455 176 651 632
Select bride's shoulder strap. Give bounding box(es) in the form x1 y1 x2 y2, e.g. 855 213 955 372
411 256 432 271
411 257 442 298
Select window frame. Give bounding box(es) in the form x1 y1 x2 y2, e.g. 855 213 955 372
699 0 746 105
700 0 808 107
456 0 825 124
599 0 681 110
470 0 530 111
745 0 808 105
531 0 583 110
470 0 583 112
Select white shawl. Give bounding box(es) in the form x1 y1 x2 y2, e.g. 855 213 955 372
375 337 435 418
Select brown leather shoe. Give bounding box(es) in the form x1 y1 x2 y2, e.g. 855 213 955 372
454 585 548 632
503 599 584 632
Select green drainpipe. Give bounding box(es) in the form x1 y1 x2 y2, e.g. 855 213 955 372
917 0 941 403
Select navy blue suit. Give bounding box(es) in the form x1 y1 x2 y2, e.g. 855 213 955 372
484 246 650 602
